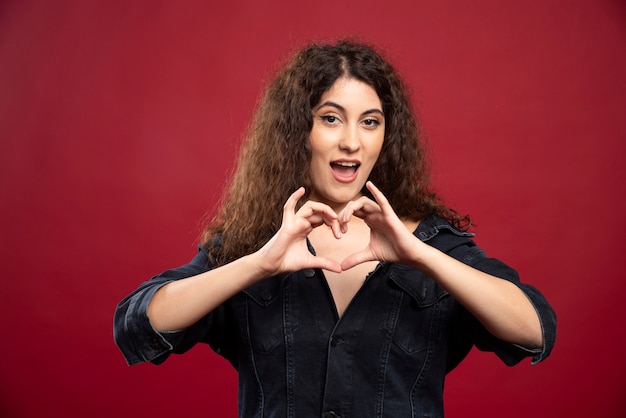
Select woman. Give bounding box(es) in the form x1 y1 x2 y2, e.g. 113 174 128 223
114 40 556 417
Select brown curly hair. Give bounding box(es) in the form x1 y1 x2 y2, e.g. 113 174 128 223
203 39 469 266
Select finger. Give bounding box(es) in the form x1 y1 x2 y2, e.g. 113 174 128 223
340 195 381 223
311 257 343 273
327 218 343 239
283 187 306 214
341 250 375 271
297 201 341 237
365 181 392 212
298 200 338 220
338 200 355 231
308 218 342 239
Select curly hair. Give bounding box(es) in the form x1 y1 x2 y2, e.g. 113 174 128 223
203 39 470 266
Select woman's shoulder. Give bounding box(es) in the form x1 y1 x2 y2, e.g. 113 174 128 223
415 214 475 241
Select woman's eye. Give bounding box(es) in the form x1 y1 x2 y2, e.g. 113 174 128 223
362 118 380 127
320 115 342 125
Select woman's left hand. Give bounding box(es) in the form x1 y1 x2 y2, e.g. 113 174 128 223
341 183 544 349
340 181 422 270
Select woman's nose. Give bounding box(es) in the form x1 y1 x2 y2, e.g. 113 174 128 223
339 126 360 152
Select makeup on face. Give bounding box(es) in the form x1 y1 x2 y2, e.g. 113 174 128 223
308 77 385 210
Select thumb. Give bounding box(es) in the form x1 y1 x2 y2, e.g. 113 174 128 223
341 250 374 271
313 257 343 273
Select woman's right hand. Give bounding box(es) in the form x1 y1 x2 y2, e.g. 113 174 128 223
254 187 343 276
147 187 343 332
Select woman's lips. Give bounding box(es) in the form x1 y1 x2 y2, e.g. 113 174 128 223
330 161 360 183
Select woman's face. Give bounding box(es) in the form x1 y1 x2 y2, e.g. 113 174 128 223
308 77 385 211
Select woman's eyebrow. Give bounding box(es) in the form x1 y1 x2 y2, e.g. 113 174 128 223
362 108 385 117
315 101 384 117
314 101 345 112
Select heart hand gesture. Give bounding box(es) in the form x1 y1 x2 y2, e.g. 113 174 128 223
256 187 344 276
339 181 421 270
257 182 422 278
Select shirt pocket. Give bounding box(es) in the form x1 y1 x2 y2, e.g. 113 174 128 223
388 267 450 354
243 276 286 354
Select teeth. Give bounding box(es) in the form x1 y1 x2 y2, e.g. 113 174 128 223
335 162 358 167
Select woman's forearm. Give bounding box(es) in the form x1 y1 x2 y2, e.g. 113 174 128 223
147 252 269 332
409 244 543 349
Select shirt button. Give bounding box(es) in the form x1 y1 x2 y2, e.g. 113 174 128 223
149 339 160 350
303 268 315 277
330 336 338 347
324 412 338 418
260 289 272 301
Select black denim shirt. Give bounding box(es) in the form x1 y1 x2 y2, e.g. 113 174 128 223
114 215 556 418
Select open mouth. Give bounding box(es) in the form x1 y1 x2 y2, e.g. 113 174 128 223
330 161 360 181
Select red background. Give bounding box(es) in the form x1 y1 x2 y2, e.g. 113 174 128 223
1 1 625 417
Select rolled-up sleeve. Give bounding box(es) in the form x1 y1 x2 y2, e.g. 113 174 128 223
466 250 557 366
507 282 557 365
419 217 557 370
113 248 213 366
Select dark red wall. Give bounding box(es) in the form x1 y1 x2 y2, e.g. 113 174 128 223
1 1 625 417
